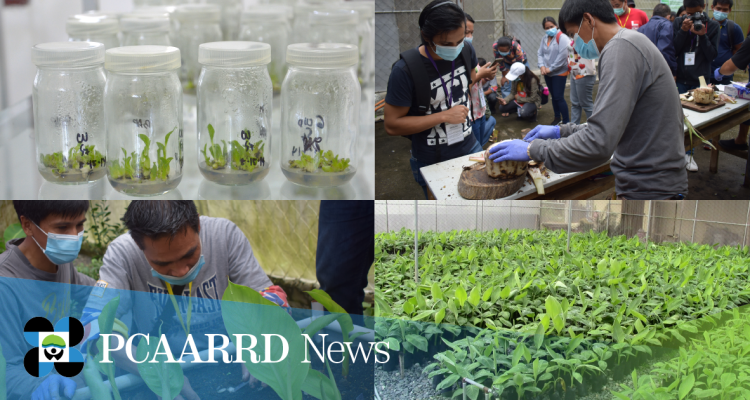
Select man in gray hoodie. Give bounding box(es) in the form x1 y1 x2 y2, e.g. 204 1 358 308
488 0 688 199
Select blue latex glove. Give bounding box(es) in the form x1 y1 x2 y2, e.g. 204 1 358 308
714 68 724 82
524 125 560 141
32 375 76 400
488 139 531 163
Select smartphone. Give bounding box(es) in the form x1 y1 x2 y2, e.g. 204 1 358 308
490 59 502 68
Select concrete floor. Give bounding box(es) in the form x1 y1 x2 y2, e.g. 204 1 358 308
375 80 750 200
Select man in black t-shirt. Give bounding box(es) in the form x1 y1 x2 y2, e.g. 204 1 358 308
715 35 750 151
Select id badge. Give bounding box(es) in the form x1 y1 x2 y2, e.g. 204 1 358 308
685 52 696 66
446 123 464 145
480 92 487 108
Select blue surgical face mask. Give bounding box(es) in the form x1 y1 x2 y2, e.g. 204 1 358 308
31 222 83 265
546 27 558 37
614 8 625 16
433 41 464 61
574 19 600 60
150 244 205 286
499 50 510 56
713 10 728 21
464 36 473 43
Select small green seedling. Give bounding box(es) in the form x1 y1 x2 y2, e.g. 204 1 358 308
41 144 106 178
110 128 175 182
202 124 265 172
288 149 350 173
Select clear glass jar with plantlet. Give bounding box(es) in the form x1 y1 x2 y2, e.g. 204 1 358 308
281 43 360 187
104 45 183 196
174 4 222 93
32 42 108 184
197 41 273 185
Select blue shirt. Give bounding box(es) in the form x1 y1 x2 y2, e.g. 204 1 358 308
712 19 745 71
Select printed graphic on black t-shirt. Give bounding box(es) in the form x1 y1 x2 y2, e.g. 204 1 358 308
424 63 473 146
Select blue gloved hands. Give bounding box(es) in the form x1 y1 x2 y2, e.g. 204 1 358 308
714 68 724 82
488 139 531 163
32 375 76 400
524 125 560 141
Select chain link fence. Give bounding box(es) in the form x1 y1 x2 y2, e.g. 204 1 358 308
374 0 750 94
376 200 750 248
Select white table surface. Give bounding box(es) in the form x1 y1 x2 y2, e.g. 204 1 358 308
422 95 750 200
0 91 375 200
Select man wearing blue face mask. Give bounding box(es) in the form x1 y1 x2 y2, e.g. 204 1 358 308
81 201 287 398
488 0 688 200
0 201 95 400
709 0 744 85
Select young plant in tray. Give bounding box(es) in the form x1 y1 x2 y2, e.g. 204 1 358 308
84 295 123 400
110 128 175 182
222 281 345 400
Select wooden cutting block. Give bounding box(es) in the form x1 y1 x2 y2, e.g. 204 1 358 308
458 163 527 199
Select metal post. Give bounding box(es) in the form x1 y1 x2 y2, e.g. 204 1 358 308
567 201 572 251
455 0 464 10
606 200 610 235
414 201 419 283
462 379 467 400
385 201 389 232
744 201 750 248
0 6 8 110
646 200 653 243
691 201 699 243
502 0 509 36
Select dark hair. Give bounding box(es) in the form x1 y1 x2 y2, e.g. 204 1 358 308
542 16 558 29
418 0 466 45
671 11 677 18
677 5 686 14
123 201 200 250
627 0 636 7
712 0 733 8
478 57 486 65
495 36 513 49
558 0 618 34
465 13 474 23
13 201 89 226
683 0 704 9
653 3 671 17
519 66 541 95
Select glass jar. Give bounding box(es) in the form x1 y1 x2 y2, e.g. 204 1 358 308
67 14 120 50
32 42 107 185
308 9 358 48
104 46 183 196
291 3 329 45
174 4 222 92
281 43 360 187
206 0 243 41
131 6 178 46
239 6 288 93
197 42 273 185
121 14 171 46
346 2 374 87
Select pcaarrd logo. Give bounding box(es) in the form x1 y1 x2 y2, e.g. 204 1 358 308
23 317 84 377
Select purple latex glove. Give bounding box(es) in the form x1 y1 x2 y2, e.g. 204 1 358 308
32 375 76 400
524 125 560 141
714 68 724 82
488 139 531 163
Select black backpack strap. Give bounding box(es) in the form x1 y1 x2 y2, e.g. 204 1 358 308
397 48 431 116
727 20 735 51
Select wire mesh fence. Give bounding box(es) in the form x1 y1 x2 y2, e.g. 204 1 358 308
374 0 750 94
375 0 504 93
376 200 750 248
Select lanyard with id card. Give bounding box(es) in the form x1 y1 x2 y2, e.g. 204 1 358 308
685 52 696 66
426 48 464 145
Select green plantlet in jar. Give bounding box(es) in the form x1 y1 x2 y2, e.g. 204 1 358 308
320 150 350 173
289 153 318 172
41 143 106 178
155 129 175 181
201 124 227 170
228 131 264 173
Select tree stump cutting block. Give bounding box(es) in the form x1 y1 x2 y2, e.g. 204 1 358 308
458 163 527 199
